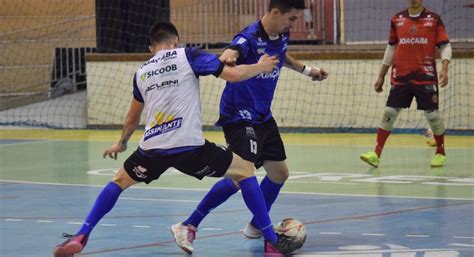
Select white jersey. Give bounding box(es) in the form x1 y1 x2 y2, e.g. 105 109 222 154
133 47 223 153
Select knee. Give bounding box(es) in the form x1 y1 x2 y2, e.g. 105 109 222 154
380 107 400 131
424 110 445 135
112 168 137 190
226 154 255 182
268 168 289 183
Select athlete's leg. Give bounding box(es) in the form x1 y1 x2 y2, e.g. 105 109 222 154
53 167 138 257
246 160 287 231
183 124 256 228
415 85 446 167
361 84 411 167
224 154 278 243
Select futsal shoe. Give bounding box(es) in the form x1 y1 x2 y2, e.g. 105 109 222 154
170 223 196 254
243 222 262 239
264 234 294 256
360 151 380 167
430 154 446 167
53 233 88 257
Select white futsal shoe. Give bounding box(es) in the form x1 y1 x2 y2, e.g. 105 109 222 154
243 222 262 239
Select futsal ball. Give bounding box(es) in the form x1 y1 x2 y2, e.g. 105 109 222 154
424 129 437 147
274 218 307 253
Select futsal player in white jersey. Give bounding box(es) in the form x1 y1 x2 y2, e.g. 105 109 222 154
53 21 293 256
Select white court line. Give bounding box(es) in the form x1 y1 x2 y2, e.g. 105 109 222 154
0 140 49 147
362 233 385 236
4 218 23 222
450 243 474 247
406 234 430 238
100 224 117 227
201 228 223 231
36 220 54 223
67 222 82 225
132 225 150 228
293 248 471 255
121 197 200 203
453 236 474 239
320 232 342 235
1 179 473 201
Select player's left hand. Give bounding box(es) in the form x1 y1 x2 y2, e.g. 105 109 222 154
103 142 127 160
439 68 448 87
309 67 328 81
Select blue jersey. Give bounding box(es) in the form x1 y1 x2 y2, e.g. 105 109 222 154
216 21 289 126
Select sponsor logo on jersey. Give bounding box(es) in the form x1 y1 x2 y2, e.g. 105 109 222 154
140 64 177 81
399 37 428 45
145 79 179 95
132 165 147 179
238 110 252 120
409 25 417 35
237 37 247 45
257 37 267 46
140 50 178 68
424 22 433 27
144 117 182 141
257 48 266 54
256 67 280 80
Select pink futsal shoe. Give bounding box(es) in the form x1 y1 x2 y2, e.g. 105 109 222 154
264 240 285 256
53 233 88 257
170 223 196 254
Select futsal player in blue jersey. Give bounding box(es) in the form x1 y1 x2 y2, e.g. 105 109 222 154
52 21 295 256
173 0 328 252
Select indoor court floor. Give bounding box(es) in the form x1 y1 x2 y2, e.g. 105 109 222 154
1 129 473 257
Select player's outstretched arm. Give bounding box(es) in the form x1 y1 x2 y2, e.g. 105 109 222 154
219 54 279 82
284 53 328 81
103 98 144 160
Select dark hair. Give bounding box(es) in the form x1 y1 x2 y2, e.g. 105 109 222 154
268 0 305 13
149 21 179 45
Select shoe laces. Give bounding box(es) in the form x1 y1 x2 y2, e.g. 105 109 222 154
62 233 74 238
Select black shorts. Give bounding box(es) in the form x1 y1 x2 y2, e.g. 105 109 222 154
222 117 286 169
386 84 439 110
123 141 233 184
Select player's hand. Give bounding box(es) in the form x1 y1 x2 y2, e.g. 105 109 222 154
309 67 328 81
103 142 127 160
374 77 384 93
257 54 279 73
222 57 237 66
439 68 448 87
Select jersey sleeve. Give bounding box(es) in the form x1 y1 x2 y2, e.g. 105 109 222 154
132 72 144 103
185 47 224 77
226 35 251 60
436 17 449 46
388 19 398 45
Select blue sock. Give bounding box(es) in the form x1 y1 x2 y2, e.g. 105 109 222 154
77 182 122 236
239 176 277 243
183 178 238 228
250 176 283 228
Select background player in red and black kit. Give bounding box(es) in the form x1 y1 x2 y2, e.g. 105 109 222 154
360 0 452 168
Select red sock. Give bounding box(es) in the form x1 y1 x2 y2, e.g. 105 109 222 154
433 133 445 155
375 128 391 157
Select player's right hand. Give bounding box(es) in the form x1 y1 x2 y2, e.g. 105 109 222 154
103 142 127 160
258 54 279 73
374 77 384 93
